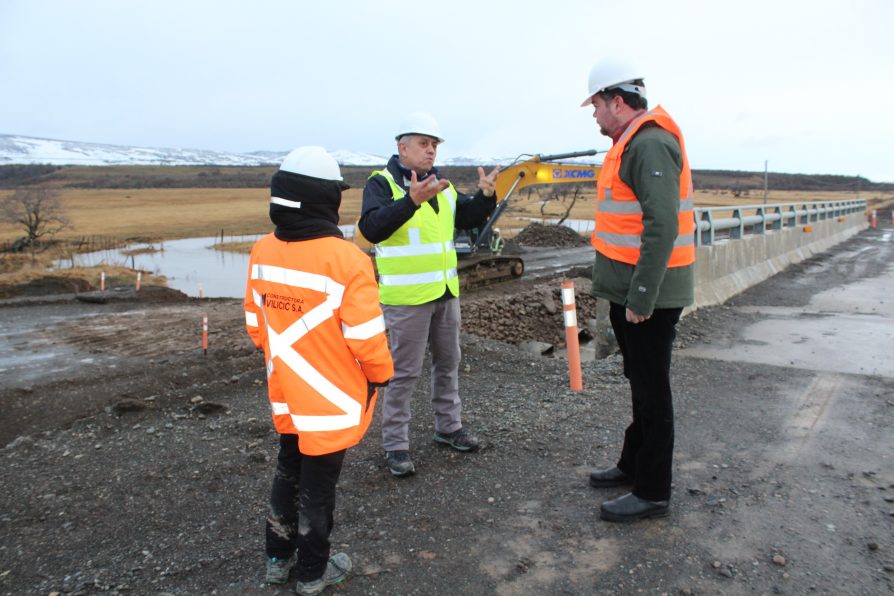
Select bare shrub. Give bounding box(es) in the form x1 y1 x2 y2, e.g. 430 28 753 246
1 186 69 260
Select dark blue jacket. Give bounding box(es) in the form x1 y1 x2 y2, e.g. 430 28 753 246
358 155 496 244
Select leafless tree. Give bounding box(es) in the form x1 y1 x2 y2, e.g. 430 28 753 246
556 186 582 225
1 186 69 258
539 185 582 225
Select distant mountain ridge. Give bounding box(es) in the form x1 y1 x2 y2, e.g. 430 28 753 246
0 134 522 167
0 134 390 167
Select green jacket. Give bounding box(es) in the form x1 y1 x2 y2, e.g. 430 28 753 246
591 124 695 314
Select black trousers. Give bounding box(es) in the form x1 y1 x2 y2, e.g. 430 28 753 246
266 434 346 582
609 302 682 502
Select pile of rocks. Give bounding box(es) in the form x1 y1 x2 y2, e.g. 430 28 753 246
461 278 597 347
514 223 589 248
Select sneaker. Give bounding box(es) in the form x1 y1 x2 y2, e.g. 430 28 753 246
384 450 416 477
433 428 479 452
265 553 296 584
295 552 352 595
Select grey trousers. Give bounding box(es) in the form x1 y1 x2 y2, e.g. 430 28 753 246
381 298 462 451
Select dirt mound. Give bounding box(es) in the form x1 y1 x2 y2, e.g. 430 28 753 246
74 284 191 304
0 275 91 299
515 222 589 247
461 278 596 347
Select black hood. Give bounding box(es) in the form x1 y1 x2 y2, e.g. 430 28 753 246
269 170 348 242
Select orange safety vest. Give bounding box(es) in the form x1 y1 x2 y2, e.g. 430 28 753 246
591 105 695 267
244 233 394 455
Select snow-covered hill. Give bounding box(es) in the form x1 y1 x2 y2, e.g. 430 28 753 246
0 134 389 167
0 134 589 168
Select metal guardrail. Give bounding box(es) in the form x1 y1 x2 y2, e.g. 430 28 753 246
693 200 867 246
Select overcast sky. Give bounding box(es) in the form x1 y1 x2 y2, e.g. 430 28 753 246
2 0 892 181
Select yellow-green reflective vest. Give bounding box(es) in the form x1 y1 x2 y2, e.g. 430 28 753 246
371 169 460 305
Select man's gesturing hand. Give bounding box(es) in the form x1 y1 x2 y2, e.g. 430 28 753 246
477 166 500 198
408 171 450 206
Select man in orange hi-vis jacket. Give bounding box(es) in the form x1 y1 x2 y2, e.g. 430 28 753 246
244 146 393 595
580 59 695 524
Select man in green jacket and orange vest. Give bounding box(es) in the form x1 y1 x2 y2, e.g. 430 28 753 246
359 111 500 478
581 60 695 521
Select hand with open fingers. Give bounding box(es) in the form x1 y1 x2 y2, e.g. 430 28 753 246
626 307 651 324
477 166 500 197
408 170 450 206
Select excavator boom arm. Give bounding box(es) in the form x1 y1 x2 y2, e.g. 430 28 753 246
495 151 602 200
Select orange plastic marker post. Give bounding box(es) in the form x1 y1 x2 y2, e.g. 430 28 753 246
561 280 583 392
202 315 208 355
100 271 106 292
136 272 142 291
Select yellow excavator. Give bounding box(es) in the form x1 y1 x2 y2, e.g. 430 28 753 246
455 149 602 288
354 149 602 288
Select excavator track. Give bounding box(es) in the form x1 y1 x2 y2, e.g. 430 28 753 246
458 255 525 290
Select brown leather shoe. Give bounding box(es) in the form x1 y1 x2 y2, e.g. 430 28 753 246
588 466 632 488
600 492 669 522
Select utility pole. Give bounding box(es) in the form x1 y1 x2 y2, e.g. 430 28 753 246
763 160 768 205
856 174 861 200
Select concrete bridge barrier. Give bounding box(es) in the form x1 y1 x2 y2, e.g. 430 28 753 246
692 200 867 308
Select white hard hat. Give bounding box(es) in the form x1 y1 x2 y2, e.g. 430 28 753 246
580 58 645 107
395 111 445 143
279 146 343 181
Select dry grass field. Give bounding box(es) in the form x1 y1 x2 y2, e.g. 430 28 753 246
0 187 370 243
0 188 267 242
1 186 884 245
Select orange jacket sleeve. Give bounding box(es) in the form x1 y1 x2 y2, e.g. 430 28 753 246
243 243 264 350
339 250 394 385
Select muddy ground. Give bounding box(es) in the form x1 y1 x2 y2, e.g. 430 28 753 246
2 227 893 595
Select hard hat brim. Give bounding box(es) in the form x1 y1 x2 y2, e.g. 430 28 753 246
580 80 646 107
395 132 445 143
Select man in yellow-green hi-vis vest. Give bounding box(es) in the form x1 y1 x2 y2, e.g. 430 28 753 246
358 111 500 478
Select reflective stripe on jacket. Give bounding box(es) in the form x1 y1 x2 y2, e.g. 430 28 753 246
592 105 696 267
371 169 460 305
244 234 394 455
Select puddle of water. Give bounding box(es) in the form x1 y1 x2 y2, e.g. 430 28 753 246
54 227 356 298
58 235 260 298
